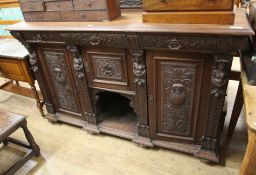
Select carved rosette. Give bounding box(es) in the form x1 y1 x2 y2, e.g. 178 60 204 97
94 57 123 81
201 55 232 151
131 50 146 87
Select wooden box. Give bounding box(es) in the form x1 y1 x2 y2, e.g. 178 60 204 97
143 0 235 25
19 0 121 22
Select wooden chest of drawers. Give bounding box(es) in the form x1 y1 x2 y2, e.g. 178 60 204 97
19 0 121 22
143 0 235 24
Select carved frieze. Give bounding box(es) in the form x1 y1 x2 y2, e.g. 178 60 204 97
60 33 129 48
139 34 246 53
120 0 143 8
161 62 196 136
16 31 247 53
21 32 63 43
43 51 79 113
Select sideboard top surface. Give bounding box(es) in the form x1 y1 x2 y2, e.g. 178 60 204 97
8 9 254 36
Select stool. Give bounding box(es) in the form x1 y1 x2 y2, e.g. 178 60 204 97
0 110 40 175
0 39 44 117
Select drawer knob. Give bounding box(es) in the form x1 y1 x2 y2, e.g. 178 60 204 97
167 38 181 51
86 2 91 7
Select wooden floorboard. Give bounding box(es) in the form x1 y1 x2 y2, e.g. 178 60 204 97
0 78 247 175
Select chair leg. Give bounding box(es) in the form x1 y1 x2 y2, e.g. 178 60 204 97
21 120 40 157
227 80 244 136
3 138 9 145
30 83 45 117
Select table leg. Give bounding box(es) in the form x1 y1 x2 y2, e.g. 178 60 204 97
21 120 40 157
227 80 244 136
15 81 20 86
240 129 256 175
30 83 45 117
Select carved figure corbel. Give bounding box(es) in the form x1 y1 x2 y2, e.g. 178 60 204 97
29 51 39 73
67 45 85 79
131 50 146 86
210 57 232 98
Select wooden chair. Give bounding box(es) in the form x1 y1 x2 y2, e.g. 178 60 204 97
0 110 40 175
227 57 244 136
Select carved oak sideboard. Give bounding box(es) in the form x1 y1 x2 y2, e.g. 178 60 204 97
8 10 253 163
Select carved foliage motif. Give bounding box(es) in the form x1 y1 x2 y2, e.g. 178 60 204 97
44 51 79 113
161 62 196 136
60 33 129 48
131 50 146 86
93 56 123 81
120 0 143 8
139 35 236 52
18 32 247 53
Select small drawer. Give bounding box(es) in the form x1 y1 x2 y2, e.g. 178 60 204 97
144 0 234 11
73 0 107 11
83 48 134 91
23 12 61 22
0 60 27 81
20 2 44 12
61 11 109 22
45 1 73 11
19 0 42 3
0 61 22 76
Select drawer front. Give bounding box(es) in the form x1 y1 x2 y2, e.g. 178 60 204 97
61 11 109 22
19 0 42 3
83 48 134 91
23 12 61 22
0 60 26 81
20 2 44 12
144 0 234 11
45 1 73 11
73 0 107 11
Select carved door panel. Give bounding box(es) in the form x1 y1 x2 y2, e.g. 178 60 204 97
82 47 135 92
37 46 82 118
147 51 204 144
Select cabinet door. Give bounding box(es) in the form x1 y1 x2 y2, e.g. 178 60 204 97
147 51 204 144
38 46 82 118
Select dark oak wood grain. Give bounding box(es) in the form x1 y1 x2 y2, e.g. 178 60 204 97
8 9 253 163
